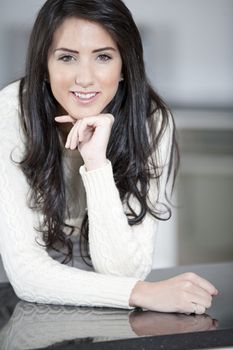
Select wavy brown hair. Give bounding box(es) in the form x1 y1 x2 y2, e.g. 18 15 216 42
19 0 179 265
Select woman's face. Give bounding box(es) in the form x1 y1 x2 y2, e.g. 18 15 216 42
47 17 122 119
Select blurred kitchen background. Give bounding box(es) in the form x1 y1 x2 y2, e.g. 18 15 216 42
1 0 233 268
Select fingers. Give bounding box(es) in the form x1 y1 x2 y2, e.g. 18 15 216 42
185 284 212 308
184 302 206 315
56 114 114 150
177 272 219 315
55 115 76 124
180 272 219 296
67 125 78 150
55 113 114 126
55 115 80 149
65 114 114 150
65 121 81 150
182 298 206 315
64 117 100 149
77 118 95 143
64 118 95 150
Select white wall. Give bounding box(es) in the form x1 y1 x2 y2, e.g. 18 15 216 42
124 0 233 107
1 0 233 107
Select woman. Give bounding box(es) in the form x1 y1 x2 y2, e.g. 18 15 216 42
0 0 218 313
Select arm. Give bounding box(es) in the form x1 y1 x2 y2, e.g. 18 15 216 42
54 109 218 315
78 111 173 279
55 111 172 280
0 85 138 308
80 161 157 279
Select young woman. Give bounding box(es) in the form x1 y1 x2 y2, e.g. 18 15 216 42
0 0 218 314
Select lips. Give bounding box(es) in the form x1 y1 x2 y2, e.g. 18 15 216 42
71 91 99 104
73 91 97 99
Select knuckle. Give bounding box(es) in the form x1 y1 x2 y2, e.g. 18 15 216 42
184 272 196 281
106 114 114 123
182 280 193 290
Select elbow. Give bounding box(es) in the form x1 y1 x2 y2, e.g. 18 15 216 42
7 271 49 304
9 276 37 303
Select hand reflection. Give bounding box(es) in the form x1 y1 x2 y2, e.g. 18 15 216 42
129 310 218 336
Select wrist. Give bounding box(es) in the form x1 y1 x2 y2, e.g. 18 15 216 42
129 280 148 308
84 158 108 171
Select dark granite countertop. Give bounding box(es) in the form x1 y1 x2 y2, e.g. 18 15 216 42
0 260 232 350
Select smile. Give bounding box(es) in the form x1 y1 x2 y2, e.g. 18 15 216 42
71 91 99 104
74 92 97 99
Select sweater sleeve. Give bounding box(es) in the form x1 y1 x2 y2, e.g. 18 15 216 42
0 83 138 309
79 111 173 280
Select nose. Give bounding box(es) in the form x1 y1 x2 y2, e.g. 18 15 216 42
75 60 94 88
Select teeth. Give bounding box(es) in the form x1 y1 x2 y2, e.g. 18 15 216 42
74 92 97 99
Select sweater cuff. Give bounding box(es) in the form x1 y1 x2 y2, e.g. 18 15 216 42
87 273 138 309
79 160 118 202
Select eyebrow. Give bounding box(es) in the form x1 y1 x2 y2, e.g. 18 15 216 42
53 47 116 54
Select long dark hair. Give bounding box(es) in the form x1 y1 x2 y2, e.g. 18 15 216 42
19 0 179 264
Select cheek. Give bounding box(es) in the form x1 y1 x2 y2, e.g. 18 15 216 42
49 70 67 86
48 61 72 87
97 62 122 89
48 70 71 102
99 71 121 91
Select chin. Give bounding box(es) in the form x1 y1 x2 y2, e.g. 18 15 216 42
70 107 106 120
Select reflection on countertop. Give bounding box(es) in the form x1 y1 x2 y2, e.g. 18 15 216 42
0 262 233 350
0 301 217 350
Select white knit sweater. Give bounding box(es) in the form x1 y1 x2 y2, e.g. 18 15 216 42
0 81 172 309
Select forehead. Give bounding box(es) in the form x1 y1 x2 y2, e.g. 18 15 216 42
50 17 118 50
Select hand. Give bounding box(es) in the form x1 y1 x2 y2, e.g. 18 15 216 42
129 272 219 314
129 310 218 336
55 114 114 170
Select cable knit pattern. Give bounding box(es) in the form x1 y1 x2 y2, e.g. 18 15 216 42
0 81 172 309
80 162 157 278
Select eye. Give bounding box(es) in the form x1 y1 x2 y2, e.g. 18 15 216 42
58 54 76 62
97 54 112 62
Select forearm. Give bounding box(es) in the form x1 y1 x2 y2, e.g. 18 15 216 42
80 160 157 279
0 144 137 309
